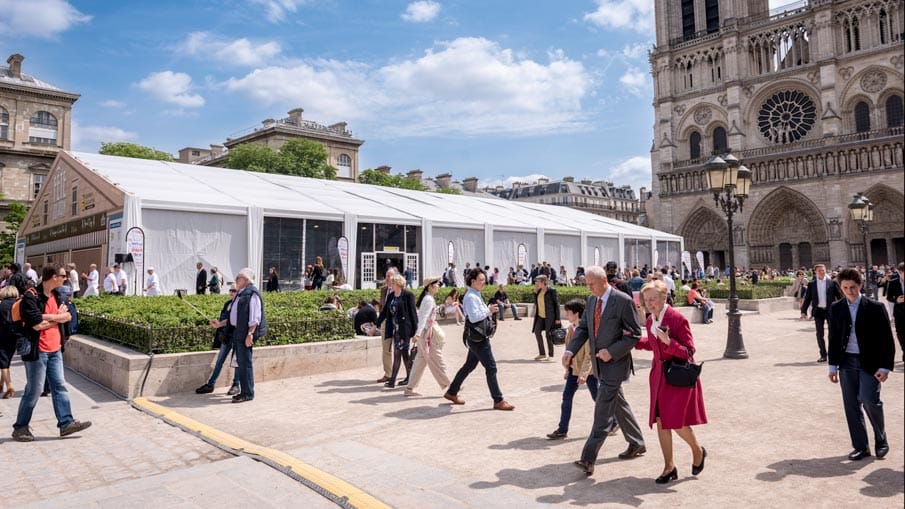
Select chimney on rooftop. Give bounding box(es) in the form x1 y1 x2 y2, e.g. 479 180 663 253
435 173 452 188
495 185 504 192
210 144 224 159
563 176 574 183
376 165 392 175
287 108 303 125
537 177 549 185
462 177 479 193
7 54 23 79
407 169 423 183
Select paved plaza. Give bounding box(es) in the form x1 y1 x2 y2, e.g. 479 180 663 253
2 305 903 508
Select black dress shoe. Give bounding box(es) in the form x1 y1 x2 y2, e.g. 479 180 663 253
655 467 678 484
848 448 871 461
399 378 409 386
876 444 889 459
546 430 567 440
618 444 647 459
231 394 253 403
817 356 827 363
692 447 707 475
383 381 395 388
574 460 594 476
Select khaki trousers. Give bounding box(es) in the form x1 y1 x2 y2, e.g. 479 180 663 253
382 336 393 378
407 332 451 391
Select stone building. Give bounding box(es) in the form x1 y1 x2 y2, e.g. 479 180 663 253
194 108 364 181
0 54 79 227
488 177 644 224
648 0 904 270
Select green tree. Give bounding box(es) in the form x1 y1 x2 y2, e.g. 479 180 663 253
358 169 426 191
0 202 27 264
225 139 337 179
436 187 462 195
99 142 174 161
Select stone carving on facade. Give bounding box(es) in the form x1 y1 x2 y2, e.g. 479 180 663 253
821 101 840 120
728 119 744 136
743 85 755 97
733 225 745 245
717 95 728 107
806 70 820 85
838 66 854 80
891 55 904 69
859 70 887 93
660 132 676 148
827 217 842 240
693 106 712 125
673 104 686 115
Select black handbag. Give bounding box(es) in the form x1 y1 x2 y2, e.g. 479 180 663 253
663 347 702 387
463 316 496 344
550 327 567 345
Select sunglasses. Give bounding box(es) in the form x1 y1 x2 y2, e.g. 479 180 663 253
229 289 237 293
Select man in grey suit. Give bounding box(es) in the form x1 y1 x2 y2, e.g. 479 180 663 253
562 265 646 475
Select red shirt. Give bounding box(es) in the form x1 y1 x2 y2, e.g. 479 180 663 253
39 297 62 353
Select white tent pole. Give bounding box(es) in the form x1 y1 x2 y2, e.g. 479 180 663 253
484 224 493 270
618 233 625 270
536 227 545 266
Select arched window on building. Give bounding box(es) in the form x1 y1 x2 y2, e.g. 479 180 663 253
689 131 702 159
886 95 903 128
336 153 352 178
713 126 728 154
854 101 871 133
0 107 8 140
705 0 719 33
29 111 58 145
879 9 888 44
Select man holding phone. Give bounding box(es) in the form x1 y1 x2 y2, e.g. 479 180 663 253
827 268 895 461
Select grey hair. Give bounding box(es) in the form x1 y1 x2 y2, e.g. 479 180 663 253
585 265 606 281
237 267 256 283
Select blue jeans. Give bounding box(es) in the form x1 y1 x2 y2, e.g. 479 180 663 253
14 350 74 430
497 304 519 320
207 340 239 387
839 354 886 451
448 339 503 403
234 337 254 399
558 374 598 433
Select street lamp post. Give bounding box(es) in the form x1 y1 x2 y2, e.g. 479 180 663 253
705 151 752 359
848 193 874 267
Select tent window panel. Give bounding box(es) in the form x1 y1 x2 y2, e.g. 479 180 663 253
376 223 405 251
263 217 304 290
305 220 343 278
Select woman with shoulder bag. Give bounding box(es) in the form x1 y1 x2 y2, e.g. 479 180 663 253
405 276 451 397
635 280 707 484
0 285 25 398
375 274 417 388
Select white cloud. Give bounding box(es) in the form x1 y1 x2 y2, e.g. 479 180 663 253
135 71 205 108
622 42 648 59
619 66 647 95
584 0 654 34
223 37 592 137
72 121 137 151
480 174 550 189
99 99 126 108
182 32 282 66
606 155 651 191
250 0 307 23
401 1 441 23
0 0 90 39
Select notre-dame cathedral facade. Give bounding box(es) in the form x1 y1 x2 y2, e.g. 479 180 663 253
648 0 904 271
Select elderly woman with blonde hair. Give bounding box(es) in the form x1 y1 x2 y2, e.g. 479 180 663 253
375 273 418 388
635 279 708 484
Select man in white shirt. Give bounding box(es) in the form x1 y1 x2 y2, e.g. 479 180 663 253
660 268 676 304
24 263 38 285
67 263 81 296
801 264 843 362
144 267 160 296
103 267 119 294
114 264 128 295
82 264 100 297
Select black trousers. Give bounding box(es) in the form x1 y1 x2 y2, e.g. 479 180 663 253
813 307 829 358
893 303 905 356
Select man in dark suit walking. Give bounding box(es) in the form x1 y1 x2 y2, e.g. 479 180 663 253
196 262 208 295
884 262 905 363
563 265 645 476
827 268 895 461
532 275 561 361
801 263 843 362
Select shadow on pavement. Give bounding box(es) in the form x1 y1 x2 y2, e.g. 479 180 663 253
384 405 491 420
497 359 550 365
861 468 905 498
488 436 583 451
774 362 824 367
540 384 564 393
348 393 408 406
316 385 382 395
315 379 374 387
152 393 236 409
756 455 871 481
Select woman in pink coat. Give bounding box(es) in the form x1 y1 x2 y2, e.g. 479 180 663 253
636 280 707 484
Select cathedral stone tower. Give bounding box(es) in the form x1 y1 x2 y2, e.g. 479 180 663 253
649 0 904 270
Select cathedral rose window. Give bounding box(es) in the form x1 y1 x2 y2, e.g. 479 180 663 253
757 90 817 144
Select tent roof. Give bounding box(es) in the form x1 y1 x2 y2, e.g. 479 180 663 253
70 151 681 240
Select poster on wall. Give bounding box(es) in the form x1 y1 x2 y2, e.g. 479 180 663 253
517 243 527 267
681 251 692 277
695 251 705 271
126 227 145 294
15 239 25 265
447 241 455 264
337 236 349 281
107 212 124 267
593 247 600 267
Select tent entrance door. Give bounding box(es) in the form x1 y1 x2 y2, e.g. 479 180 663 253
361 252 376 289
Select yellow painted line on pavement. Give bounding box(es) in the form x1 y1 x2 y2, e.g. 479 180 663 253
131 397 390 509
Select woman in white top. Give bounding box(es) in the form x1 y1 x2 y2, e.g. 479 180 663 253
405 276 451 397
144 267 160 296
67 263 80 295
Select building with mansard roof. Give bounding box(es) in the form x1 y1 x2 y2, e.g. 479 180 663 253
488 177 644 225
648 0 904 270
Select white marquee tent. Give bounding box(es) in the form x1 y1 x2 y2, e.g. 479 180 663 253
21 151 683 294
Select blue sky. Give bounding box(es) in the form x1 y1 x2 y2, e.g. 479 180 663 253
1 0 786 192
